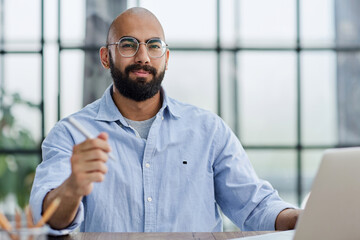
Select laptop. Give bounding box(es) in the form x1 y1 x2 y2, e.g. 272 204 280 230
234 147 360 240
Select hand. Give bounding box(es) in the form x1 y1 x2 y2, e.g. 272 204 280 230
41 132 111 229
275 208 302 230
67 132 111 197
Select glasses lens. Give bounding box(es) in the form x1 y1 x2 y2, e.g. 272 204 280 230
118 38 138 57
147 39 166 58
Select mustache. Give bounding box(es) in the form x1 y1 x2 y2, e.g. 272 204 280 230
125 64 157 76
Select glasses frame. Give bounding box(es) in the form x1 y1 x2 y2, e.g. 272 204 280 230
107 37 168 58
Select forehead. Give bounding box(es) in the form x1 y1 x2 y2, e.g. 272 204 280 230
109 12 165 43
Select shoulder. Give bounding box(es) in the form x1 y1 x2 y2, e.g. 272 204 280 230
45 99 101 142
74 99 102 119
168 97 220 121
63 99 102 126
167 97 227 133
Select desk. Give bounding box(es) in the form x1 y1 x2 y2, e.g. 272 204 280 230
49 231 273 240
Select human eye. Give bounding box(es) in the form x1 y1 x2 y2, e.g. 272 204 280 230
120 42 136 49
148 44 161 49
119 39 137 49
147 39 162 49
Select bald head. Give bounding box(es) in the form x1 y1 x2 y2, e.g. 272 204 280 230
106 7 165 45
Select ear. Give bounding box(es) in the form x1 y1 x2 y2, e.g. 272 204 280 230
165 49 170 70
99 47 110 69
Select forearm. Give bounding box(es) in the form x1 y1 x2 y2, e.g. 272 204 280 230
275 208 302 230
42 178 83 230
41 132 110 230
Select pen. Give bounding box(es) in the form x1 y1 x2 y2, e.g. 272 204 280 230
68 117 116 161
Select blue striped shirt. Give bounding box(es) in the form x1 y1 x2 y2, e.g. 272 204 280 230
30 85 294 235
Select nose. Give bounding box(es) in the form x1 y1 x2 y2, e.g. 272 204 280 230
134 43 150 64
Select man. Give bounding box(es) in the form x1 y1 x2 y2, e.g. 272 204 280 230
30 7 300 234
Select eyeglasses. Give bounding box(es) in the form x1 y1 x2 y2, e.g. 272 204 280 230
107 37 168 58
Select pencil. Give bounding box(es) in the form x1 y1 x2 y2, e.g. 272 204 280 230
0 211 12 231
25 206 34 228
68 117 116 161
35 198 61 228
15 209 21 229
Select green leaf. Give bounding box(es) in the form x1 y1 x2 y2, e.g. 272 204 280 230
0 157 7 176
0 89 39 208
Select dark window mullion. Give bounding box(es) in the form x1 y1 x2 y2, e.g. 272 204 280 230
57 0 61 121
216 0 221 117
296 0 302 206
41 0 45 142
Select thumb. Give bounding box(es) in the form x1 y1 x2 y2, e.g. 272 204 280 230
97 132 109 141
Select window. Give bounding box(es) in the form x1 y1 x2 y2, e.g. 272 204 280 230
1 0 360 231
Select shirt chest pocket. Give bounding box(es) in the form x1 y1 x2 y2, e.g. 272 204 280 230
151 146 189 181
157 148 211 186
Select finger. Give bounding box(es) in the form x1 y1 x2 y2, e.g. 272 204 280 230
73 138 111 154
87 172 106 183
81 149 109 163
80 161 108 174
69 171 105 189
97 132 109 141
71 149 109 171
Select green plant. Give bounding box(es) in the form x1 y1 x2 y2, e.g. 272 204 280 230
0 88 40 208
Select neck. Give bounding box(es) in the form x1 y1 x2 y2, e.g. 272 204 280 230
111 85 162 121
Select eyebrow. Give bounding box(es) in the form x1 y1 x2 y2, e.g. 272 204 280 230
119 36 162 43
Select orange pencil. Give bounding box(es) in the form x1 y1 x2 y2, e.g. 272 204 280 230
35 198 61 227
15 209 21 229
25 206 34 228
0 211 12 231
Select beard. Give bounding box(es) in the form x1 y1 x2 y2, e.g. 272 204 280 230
109 52 165 102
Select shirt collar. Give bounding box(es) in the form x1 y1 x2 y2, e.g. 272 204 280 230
160 88 181 119
95 85 124 122
95 85 181 123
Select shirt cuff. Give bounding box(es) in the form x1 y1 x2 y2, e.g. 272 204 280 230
261 202 296 230
29 187 84 236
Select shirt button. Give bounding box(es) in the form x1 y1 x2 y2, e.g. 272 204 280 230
161 116 164 120
145 163 150 168
147 197 152 202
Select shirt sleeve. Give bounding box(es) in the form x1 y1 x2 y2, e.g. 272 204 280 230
212 117 295 231
29 121 84 235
